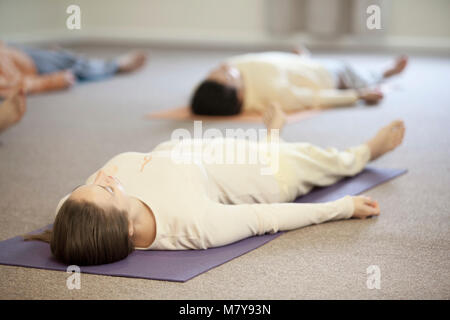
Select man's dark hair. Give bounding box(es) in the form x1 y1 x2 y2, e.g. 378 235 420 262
190 80 242 116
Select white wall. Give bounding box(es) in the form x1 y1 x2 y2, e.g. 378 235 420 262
1 0 449 53
390 0 450 38
0 0 269 45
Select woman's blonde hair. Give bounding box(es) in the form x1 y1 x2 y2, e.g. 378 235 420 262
23 199 134 265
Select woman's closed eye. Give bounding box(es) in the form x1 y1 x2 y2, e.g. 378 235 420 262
97 185 114 195
104 186 114 194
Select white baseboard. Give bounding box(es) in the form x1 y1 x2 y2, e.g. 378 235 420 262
3 28 450 55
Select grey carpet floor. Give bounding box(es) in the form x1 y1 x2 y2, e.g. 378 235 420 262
0 46 449 299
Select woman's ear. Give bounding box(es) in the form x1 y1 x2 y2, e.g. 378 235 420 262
55 194 70 218
128 220 134 238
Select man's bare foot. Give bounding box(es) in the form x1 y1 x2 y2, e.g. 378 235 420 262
117 51 147 73
292 45 311 57
263 102 286 134
0 88 26 133
366 120 405 160
383 55 408 78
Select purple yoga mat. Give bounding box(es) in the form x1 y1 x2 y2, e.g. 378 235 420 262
0 167 406 282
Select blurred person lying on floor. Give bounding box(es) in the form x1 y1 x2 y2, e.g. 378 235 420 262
190 45 408 116
0 41 147 97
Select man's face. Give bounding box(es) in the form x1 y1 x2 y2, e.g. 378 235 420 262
207 63 244 103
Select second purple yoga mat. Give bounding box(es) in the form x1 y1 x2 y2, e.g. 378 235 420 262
0 167 406 282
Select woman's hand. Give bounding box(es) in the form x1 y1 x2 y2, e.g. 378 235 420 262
351 195 380 219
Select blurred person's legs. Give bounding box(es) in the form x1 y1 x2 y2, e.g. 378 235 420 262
291 46 407 105
0 44 147 97
320 54 408 105
291 45 408 89
325 56 408 90
17 45 147 81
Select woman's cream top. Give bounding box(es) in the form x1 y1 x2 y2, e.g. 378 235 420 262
55 139 355 250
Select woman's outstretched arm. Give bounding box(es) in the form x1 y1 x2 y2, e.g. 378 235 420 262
201 195 379 249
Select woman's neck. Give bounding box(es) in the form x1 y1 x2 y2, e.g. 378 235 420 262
129 197 156 248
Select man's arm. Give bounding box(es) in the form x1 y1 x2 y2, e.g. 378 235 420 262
22 71 75 94
0 72 74 97
278 85 360 111
0 75 20 98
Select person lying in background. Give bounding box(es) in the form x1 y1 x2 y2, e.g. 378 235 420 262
24 103 405 266
190 46 408 116
0 41 147 97
0 87 26 134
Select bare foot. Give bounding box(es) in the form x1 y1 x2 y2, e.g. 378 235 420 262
117 51 147 73
383 55 408 78
0 88 26 133
366 120 405 160
263 102 286 134
292 45 311 57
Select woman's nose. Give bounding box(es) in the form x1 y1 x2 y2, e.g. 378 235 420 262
93 170 107 183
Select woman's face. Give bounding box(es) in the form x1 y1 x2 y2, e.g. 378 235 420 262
69 170 130 212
